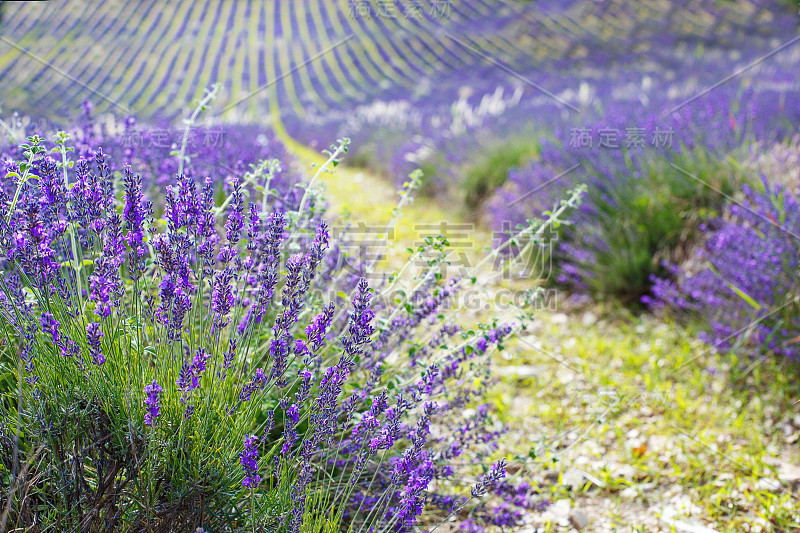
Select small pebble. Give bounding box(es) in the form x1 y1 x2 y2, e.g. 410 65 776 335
570 509 589 530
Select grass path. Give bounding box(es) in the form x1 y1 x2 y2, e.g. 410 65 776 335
495 308 800 532
280 128 494 271
278 132 800 532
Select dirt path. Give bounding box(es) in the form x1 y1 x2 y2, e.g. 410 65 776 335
285 135 495 273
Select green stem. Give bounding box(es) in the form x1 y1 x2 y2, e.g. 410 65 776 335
177 83 221 176
58 137 84 309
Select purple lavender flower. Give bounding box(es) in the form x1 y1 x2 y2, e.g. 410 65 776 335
281 417 298 457
88 262 122 319
246 203 260 251
143 379 163 427
240 434 261 488
40 313 60 343
177 348 211 397
89 213 125 318
273 253 307 334
123 165 149 278
263 211 285 262
220 338 237 378
211 267 235 326
395 456 436 529
103 213 126 268
165 175 198 230
306 302 336 353
9 199 62 285
268 336 289 386
61 339 86 373
225 177 245 246
70 159 105 233
261 410 275 441
196 177 218 270
471 458 507 498
250 212 285 324
295 368 313 403
86 322 105 366
188 348 211 389
36 157 65 215
239 368 267 402
341 278 374 358
299 221 329 293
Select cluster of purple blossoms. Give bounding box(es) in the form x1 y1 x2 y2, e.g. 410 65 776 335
123 166 150 279
40 313 60 344
240 434 261 489
471 458 507 498
86 322 104 366
143 380 163 427
177 348 211 401
648 178 800 361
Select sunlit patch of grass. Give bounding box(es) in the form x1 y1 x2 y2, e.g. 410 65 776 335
495 305 800 530
286 135 496 278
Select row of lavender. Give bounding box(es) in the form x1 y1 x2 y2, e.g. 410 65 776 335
292 0 798 181
286 0 800 363
492 83 800 361
0 113 564 531
0 0 536 119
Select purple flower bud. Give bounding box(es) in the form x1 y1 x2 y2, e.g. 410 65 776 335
86 322 105 366
240 434 261 488
143 379 163 427
470 458 507 498
225 177 245 246
40 313 60 343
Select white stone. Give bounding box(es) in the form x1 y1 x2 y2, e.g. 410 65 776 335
778 462 800 483
561 469 584 490
570 509 589 530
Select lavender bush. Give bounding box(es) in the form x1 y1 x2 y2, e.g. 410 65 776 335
648 177 800 361
0 130 579 531
488 86 799 300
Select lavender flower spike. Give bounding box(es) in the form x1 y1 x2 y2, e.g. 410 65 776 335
86 322 105 366
240 434 261 488
143 379 163 427
471 458 507 498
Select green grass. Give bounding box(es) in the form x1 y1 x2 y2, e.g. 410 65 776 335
462 137 539 216
493 306 800 531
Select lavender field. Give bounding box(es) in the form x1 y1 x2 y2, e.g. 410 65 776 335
0 1 799 532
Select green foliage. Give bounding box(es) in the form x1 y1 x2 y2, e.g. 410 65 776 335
462 139 538 215
569 145 746 302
